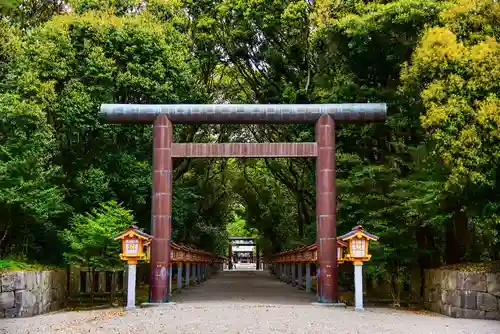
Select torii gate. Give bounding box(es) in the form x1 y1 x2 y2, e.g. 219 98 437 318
100 104 386 305
229 237 258 269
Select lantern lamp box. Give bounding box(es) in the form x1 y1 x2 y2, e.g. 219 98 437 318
113 225 153 264
339 225 378 262
336 239 348 264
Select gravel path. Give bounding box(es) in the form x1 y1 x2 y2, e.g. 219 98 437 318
2 269 498 334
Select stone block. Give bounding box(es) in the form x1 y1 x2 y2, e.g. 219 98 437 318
443 304 453 317
50 301 62 312
431 289 440 302
485 311 500 321
35 271 42 285
426 287 439 303
427 269 436 286
457 272 487 292
18 306 36 317
429 301 444 314
50 270 61 286
51 271 67 294
435 270 444 286
450 306 463 318
40 272 52 303
15 290 36 310
428 302 436 313
424 270 431 285
1 272 26 292
450 290 462 308
16 289 39 317
461 308 486 319
24 272 37 290
4 307 18 318
441 289 448 304
41 271 51 291
477 292 498 312
423 288 432 303
0 291 15 309
51 287 64 302
448 307 487 319
487 273 500 297
42 286 51 304
443 270 457 290
462 290 478 309
40 301 50 314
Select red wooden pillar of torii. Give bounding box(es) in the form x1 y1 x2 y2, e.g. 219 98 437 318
150 115 173 303
316 115 337 303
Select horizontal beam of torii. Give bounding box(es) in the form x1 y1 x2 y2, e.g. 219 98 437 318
100 104 386 124
99 102 387 305
230 237 256 247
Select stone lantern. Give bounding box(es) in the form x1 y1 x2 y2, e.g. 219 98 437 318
339 225 378 311
113 225 153 311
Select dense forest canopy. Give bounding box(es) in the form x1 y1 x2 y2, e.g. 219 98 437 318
1 0 499 300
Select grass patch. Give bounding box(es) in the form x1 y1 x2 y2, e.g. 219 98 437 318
0 257 58 272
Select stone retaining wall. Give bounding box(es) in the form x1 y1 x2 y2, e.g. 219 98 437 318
424 269 500 320
0 270 67 318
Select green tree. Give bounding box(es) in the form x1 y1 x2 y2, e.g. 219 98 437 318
0 0 67 30
60 200 135 304
60 200 134 269
2 8 208 259
226 204 258 238
401 0 500 262
0 93 66 261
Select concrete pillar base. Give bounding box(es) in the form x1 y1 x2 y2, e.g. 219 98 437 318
140 302 177 308
311 302 346 308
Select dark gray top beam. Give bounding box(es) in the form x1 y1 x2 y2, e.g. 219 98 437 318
100 104 387 124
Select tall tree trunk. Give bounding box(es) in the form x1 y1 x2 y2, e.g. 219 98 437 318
416 225 440 299
416 226 427 300
445 220 459 264
454 209 469 260
390 262 402 307
297 200 304 238
445 208 468 264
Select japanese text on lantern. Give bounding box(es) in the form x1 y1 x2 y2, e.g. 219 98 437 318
125 239 139 256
